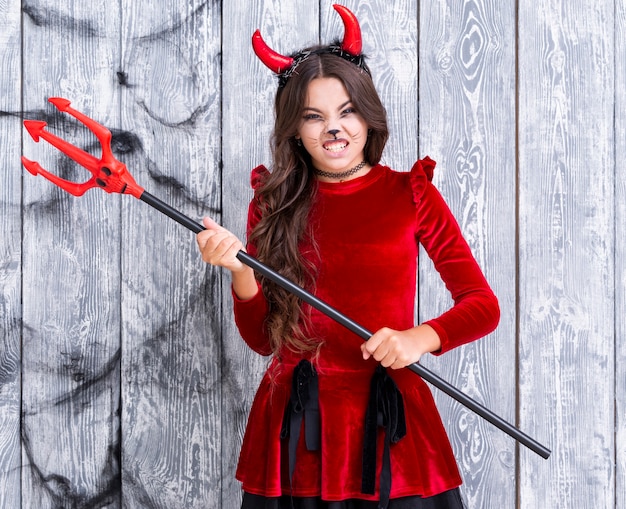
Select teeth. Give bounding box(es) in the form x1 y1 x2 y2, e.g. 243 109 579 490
324 142 347 152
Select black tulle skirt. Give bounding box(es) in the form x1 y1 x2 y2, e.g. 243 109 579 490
241 489 466 509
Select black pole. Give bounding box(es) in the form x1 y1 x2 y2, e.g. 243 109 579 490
140 191 205 234
139 190 551 459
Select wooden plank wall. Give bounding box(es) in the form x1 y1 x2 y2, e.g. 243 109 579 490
615 1 625 508
0 0 22 507
419 2 517 508
20 2 123 506
117 2 223 507
518 2 616 508
0 1 623 508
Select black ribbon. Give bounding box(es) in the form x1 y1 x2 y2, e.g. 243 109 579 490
362 365 407 509
280 360 321 484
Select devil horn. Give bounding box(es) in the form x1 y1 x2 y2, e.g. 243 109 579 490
252 30 295 74
333 4 362 56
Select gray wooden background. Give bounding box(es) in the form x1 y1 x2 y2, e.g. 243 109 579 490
0 1 623 508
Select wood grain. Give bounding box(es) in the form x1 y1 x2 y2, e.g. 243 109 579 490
615 0 625 506
20 1 123 507
119 1 222 507
518 1 615 507
0 0 23 507
419 1 517 507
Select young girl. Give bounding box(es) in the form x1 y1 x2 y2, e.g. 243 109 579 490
197 5 499 509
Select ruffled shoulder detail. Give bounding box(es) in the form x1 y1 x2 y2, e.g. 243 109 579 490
251 165 270 191
409 156 436 203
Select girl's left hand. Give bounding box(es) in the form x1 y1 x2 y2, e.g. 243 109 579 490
361 324 441 370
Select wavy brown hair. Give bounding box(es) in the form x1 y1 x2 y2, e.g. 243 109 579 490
249 49 389 354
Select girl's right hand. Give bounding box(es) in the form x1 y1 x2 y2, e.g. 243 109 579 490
196 217 260 301
196 217 246 273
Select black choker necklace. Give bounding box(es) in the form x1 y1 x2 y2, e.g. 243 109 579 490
313 160 367 180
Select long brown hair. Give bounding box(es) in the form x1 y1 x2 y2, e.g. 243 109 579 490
249 50 389 354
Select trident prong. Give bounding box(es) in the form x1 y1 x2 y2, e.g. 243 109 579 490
22 97 144 198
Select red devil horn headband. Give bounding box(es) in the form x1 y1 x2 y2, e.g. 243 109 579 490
252 4 363 75
333 4 362 55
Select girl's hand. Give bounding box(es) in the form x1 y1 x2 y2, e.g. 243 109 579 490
196 217 259 300
361 324 441 370
196 217 246 272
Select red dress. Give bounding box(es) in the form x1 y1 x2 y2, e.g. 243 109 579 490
232 158 500 502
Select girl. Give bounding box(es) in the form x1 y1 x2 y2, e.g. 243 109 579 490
197 5 499 509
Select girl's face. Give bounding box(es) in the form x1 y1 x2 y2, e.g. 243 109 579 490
296 77 370 177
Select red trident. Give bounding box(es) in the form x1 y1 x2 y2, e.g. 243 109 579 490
21 98 550 460
22 97 144 199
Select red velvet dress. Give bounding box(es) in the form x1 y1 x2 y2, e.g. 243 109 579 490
233 158 500 502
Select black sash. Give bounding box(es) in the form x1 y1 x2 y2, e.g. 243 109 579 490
362 365 407 509
280 360 321 484
280 362 406 509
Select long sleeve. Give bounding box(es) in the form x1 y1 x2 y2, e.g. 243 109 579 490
415 174 500 354
232 282 272 356
231 165 273 356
